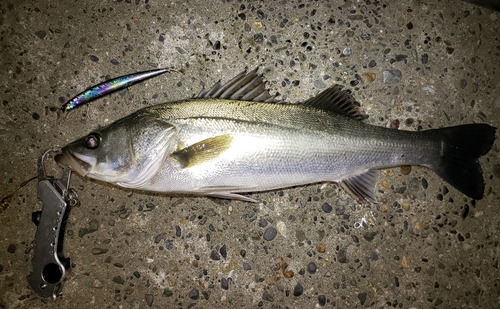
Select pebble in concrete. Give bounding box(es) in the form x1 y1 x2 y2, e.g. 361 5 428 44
293 282 303 296
263 227 277 241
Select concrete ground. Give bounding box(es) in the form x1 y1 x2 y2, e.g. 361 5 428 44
1 0 499 308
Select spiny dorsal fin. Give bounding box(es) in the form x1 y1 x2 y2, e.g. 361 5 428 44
303 85 367 120
171 134 233 168
197 67 280 103
340 169 379 204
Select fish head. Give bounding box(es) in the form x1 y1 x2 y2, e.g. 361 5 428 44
55 112 177 187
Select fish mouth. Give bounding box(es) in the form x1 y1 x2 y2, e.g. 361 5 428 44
55 148 93 177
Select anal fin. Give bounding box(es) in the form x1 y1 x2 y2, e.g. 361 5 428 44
340 169 378 204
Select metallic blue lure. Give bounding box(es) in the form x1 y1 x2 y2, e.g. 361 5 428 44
61 68 179 112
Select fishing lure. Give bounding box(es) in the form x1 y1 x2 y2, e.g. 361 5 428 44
61 68 179 112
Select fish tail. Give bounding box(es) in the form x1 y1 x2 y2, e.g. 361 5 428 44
427 123 496 200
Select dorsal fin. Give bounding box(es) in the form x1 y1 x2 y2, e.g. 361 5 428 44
197 68 366 120
302 85 367 120
197 67 280 103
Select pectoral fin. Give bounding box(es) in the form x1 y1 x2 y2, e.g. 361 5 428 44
171 134 233 168
206 192 258 202
201 185 259 202
340 169 378 204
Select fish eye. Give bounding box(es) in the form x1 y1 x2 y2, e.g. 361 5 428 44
84 133 101 149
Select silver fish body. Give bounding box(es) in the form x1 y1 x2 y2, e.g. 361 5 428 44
56 69 496 203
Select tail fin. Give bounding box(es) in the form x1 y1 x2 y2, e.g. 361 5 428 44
428 124 496 200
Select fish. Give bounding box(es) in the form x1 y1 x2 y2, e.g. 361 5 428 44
61 68 180 112
55 68 496 204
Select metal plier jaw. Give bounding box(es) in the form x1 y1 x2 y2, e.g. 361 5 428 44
27 147 79 299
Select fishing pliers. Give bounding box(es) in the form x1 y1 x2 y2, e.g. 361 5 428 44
27 147 78 299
